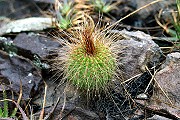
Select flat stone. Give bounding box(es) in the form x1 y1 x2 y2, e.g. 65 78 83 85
0 17 55 36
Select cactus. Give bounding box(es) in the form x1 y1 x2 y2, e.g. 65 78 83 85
52 15 116 93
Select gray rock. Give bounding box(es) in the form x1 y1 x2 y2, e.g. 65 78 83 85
0 33 63 61
147 115 173 120
0 50 42 99
148 52 180 119
130 0 176 19
113 30 163 80
34 0 55 4
13 33 63 58
0 17 55 36
34 101 100 120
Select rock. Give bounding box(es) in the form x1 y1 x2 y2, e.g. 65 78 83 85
0 50 42 99
0 17 55 36
130 0 176 19
0 33 63 62
148 52 180 119
34 0 55 4
147 115 173 120
0 0 46 20
114 30 163 80
13 33 62 59
34 102 100 120
117 0 176 27
0 16 11 28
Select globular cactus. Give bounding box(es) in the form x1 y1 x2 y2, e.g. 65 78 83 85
52 15 117 93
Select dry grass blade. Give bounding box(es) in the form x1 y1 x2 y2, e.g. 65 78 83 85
11 80 23 117
39 81 47 120
154 78 173 105
155 14 169 34
103 0 163 32
144 66 158 93
58 86 67 120
144 66 173 105
120 73 142 85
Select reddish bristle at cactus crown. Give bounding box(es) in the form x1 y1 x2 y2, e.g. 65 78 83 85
82 28 96 56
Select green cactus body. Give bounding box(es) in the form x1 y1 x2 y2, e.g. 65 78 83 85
66 32 116 92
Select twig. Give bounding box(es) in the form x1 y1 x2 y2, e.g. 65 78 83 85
144 66 158 93
59 87 67 120
120 73 142 84
39 81 48 120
